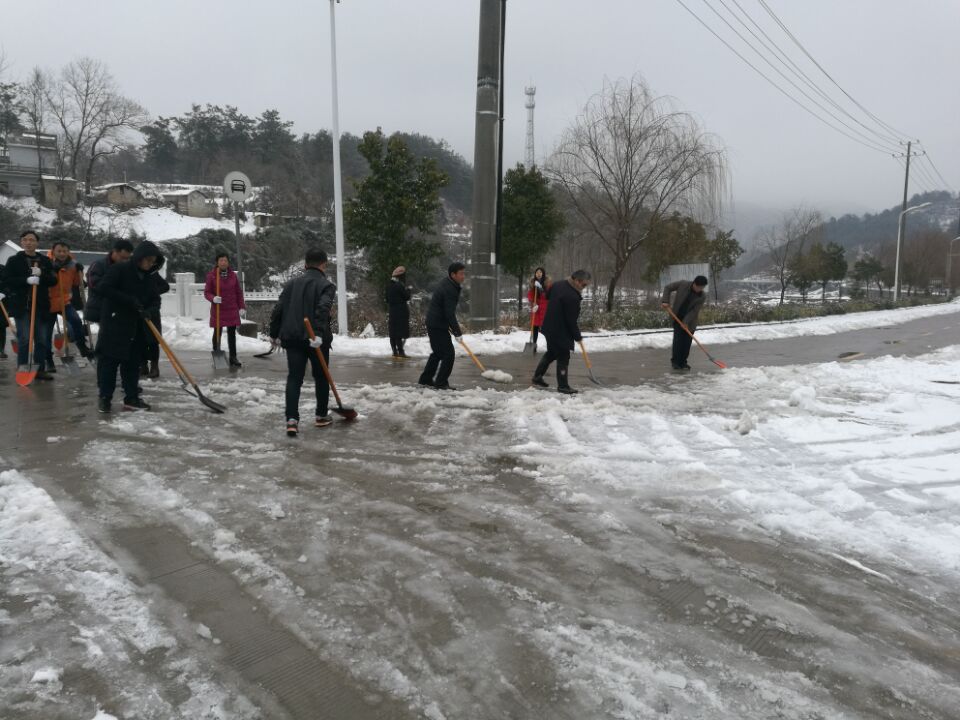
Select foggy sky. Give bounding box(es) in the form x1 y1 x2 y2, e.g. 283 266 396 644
3 0 958 226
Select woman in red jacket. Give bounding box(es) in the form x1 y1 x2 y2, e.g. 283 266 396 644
526 267 550 353
204 252 246 367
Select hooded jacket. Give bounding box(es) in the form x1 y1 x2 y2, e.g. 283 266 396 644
94 241 166 360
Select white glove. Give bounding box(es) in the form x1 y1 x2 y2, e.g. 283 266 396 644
308 336 323 348
27 276 40 285
213 295 222 304
534 280 543 290
0 292 5 301
31 266 42 277
239 309 247 318
531 304 539 313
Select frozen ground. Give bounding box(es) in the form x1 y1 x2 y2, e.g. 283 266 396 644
3 323 960 717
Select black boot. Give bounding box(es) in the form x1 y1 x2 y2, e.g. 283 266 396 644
229 355 242 368
149 360 160 378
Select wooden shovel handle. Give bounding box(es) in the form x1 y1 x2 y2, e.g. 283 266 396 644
303 318 343 407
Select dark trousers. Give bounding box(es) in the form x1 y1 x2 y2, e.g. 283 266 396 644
0 321 5 352
16 313 50 369
671 323 694 367
530 326 540 347
212 326 238 357
419 328 455 386
285 343 330 421
389 334 406 356
98 355 140 402
533 341 571 388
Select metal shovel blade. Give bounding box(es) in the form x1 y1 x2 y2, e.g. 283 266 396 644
15 365 36 387
212 349 230 370
59 354 82 376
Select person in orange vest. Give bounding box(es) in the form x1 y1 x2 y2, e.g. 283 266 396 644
45 241 92 369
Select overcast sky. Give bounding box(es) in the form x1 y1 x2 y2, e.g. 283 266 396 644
3 0 958 226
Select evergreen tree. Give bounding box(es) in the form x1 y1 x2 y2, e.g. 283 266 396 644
703 229 743 301
344 129 448 292
852 254 885 297
499 164 565 311
642 212 708 284
140 117 178 182
0 79 23 140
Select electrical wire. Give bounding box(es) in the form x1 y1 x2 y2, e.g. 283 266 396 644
671 0 899 155
697 0 902 153
916 147 956 192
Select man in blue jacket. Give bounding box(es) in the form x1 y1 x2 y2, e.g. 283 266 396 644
418 262 465 390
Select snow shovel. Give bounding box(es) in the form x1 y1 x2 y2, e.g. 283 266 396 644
455 334 512 384
523 286 539 353
145 318 226 413
665 306 727 369
303 318 357 420
254 343 280 359
15 285 38 387
577 340 603 386
52 315 65 351
0 299 17 355
78 281 96 365
211 272 229 370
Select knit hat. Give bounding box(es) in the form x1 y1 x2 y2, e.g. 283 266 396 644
392 266 406 277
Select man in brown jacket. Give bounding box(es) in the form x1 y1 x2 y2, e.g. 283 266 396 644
661 275 708 370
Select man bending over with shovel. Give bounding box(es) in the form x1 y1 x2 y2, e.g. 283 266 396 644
661 275 708 371
269 247 337 437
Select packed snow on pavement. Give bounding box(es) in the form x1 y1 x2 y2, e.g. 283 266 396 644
4 344 960 717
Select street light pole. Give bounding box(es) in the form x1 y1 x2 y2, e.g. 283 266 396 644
893 201 932 302
328 0 348 335
946 236 960 297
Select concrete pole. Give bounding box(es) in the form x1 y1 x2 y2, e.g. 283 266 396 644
329 0 349 335
468 0 503 331
234 203 244 292
894 141 911 302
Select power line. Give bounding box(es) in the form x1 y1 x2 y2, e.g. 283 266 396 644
894 154 933 195
721 0 904 148
916 147 956 192
697 0 902 153
755 0 913 142
671 0 900 155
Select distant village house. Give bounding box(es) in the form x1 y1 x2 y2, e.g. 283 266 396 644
0 132 78 207
161 188 216 218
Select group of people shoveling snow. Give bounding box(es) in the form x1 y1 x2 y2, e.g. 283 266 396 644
5 232 717 436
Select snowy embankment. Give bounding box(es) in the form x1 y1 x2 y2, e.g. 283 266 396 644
160 297 960 357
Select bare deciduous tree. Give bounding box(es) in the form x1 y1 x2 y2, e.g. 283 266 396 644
18 67 49 185
546 75 727 311
43 57 148 193
761 206 823 305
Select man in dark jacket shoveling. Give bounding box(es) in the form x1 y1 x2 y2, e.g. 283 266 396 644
269 248 337 437
418 262 465 391
94 240 166 412
661 275 708 371
532 269 591 394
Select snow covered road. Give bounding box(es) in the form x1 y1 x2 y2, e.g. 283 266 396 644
3 340 960 718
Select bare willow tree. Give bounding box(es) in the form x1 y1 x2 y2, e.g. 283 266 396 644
43 57 148 192
18 68 49 185
760 206 823 306
546 75 727 311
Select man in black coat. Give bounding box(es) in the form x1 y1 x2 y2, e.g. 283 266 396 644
532 269 591 394
418 262 465 390
94 240 165 412
386 265 411 358
0 262 8 359
4 229 58 379
84 239 134 324
269 247 337 437
661 275 708 370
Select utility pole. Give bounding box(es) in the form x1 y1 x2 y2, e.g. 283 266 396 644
328 0 349 335
895 141 912 301
469 0 503 331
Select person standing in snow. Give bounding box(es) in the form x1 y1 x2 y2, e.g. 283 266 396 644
269 248 337 437
661 275 708 371
84 239 134 324
93 240 166 412
140 263 170 379
4 230 58 380
204 252 246 368
532 269 591 394
386 265 411 359
45 241 93 368
417 262 465 390
527 267 550 353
